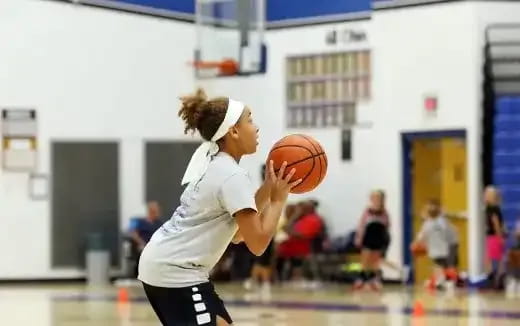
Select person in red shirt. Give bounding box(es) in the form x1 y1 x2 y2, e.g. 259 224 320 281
277 200 324 282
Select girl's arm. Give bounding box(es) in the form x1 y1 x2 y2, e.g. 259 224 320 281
255 164 273 214
235 162 301 256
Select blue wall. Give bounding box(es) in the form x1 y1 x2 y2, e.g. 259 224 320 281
96 0 371 22
493 97 520 235
108 0 194 14
266 0 371 22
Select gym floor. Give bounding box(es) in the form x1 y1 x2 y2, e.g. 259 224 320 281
1 283 519 326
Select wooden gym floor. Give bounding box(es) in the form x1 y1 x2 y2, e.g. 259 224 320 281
1 282 519 325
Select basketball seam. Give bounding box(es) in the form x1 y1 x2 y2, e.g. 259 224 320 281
268 144 314 156
295 154 316 190
275 153 325 192
299 134 324 184
269 142 316 190
274 153 325 172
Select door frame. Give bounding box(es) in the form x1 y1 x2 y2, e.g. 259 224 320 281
401 129 466 280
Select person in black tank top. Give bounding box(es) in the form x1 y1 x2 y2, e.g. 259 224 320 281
485 205 504 236
354 190 390 291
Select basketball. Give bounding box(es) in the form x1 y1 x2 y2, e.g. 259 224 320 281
266 134 327 194
411 242 427 257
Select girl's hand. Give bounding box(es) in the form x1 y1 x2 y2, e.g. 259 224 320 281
268 160 301 203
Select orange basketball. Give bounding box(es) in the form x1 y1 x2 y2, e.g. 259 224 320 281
411 242 427 256
266 134 327 194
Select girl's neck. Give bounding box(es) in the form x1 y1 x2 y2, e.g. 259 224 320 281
219 149 242 163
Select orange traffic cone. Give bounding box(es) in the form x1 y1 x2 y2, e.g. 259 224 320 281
117 287 130 303
412 300 425 317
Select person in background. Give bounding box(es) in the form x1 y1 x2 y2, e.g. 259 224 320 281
411 199 458 290
484 185 506 288
129 201 163 276
131 201 163 251
354 190 390 291
277 200 323 286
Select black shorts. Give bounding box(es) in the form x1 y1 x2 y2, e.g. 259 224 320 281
433 245 459 268
254 240 274 267
362 223 389 251
433 257 449 268
449 244 459 267
142 282 232 326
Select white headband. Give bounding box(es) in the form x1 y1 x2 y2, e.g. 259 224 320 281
181 99 245 185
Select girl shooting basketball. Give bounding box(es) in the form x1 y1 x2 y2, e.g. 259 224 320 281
138 89 301 326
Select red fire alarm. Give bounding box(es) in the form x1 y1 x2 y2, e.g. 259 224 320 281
424 96 438 112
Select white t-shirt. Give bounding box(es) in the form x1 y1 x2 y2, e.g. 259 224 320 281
417 216 458 259
138 152 257 288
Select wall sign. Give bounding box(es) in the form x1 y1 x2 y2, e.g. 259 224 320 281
326 28 367 45
423 94 438 119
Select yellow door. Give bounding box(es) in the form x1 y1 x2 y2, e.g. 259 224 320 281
411 137 467 284
412 139 441 283
440 138 468 274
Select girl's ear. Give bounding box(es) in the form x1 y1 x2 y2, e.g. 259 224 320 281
228 126 240 139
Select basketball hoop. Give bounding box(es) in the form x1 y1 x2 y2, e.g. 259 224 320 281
190 59 239 78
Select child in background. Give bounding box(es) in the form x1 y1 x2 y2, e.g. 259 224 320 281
411 199 459 290
277 200 323 286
